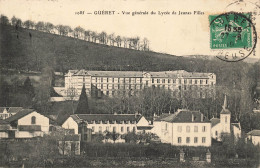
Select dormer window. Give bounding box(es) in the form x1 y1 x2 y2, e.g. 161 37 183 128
31 116 36 124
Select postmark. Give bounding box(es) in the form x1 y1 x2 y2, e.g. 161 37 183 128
209 12 257 62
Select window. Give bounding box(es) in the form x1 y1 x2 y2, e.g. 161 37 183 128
31 116 36 124
152 79 154 83
178 137 182 143
107 78 109 82
140 78 142 83
215 131 218 136
92 126 95 132
101 78 103 82
157 79 160 83
194 137 198 143
162 79 165 83
118 84 120 89
177 126 182 132
202 137 206 143
101 84 103 89
179 79 181 84
195 80 198 84
95 77 97 82
165 123 168 131
194 126 198 132
121 127 124 132
118 78 120 83
184 79 187 84
112 85 114 89
200 80 202 84
186 137 190 143
112 78 114 82
99 126 102 133
129 78 131 83
113 127 116 133
189 79 192 84
202 126 206 132
168 79 170 83
173 79 176 83
225 116 227 123
127 127 130 132
106 126 109 131
186 126 190 132
206 80 208 84
107 84 109 89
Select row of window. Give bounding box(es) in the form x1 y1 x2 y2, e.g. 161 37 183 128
70 77 213 85
175 126 207 133
92 126 136 133
177 137 207 144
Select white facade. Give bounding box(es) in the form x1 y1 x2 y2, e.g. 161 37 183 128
62 114 151 135
63 70 216 98
153 121 211 147
17 111 49 133
152 110 212 147
249 136 260 146
62 117 79 134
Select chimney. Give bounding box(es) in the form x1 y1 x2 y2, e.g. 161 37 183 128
201 113 203 122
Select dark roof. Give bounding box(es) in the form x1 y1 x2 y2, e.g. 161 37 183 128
220 109 231 114
65 70 214 78
69 114 142 124
231 123 240 129
154 110 210 123
18 125 41 131
0 119 9 125
210 118 220 127
247 130 260 136
5 109 35 122
0 107 23 114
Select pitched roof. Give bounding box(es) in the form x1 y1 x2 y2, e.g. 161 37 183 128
220 109 231 114
231 123 241 129
65 70 213 78
5 109 35 122
0 107 23 114
69 114 143 124
210 118 220 127
247 130 260 136
154 110 210 123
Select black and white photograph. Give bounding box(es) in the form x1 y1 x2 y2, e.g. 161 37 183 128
0 0 260 167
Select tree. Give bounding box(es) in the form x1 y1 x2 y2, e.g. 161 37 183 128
74 26 85 39
44 22 54 33
115 36 122 47
0 15 9 25
22 77 35 107
99 31 107 44
75 85 90 114
23 20 34 29
35 21 44 31
11 16 17 26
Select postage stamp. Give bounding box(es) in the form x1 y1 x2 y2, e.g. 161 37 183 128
209 12 257 62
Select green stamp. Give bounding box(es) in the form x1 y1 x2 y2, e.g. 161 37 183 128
210 13 252 49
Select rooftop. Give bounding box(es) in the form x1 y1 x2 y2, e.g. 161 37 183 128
65 70 214 78
210 118 220 127
154 110 210 123
247 130 260 136
5 109 35 123
70 114 143 124
0 107 23 114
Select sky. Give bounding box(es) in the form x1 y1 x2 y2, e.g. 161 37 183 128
0 0 259 58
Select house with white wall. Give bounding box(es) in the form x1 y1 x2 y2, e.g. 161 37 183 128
152 109 211 147
5 109 49 138
62 113 152 136
247 130 260 146
0 107 23 119
210 95 241 141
